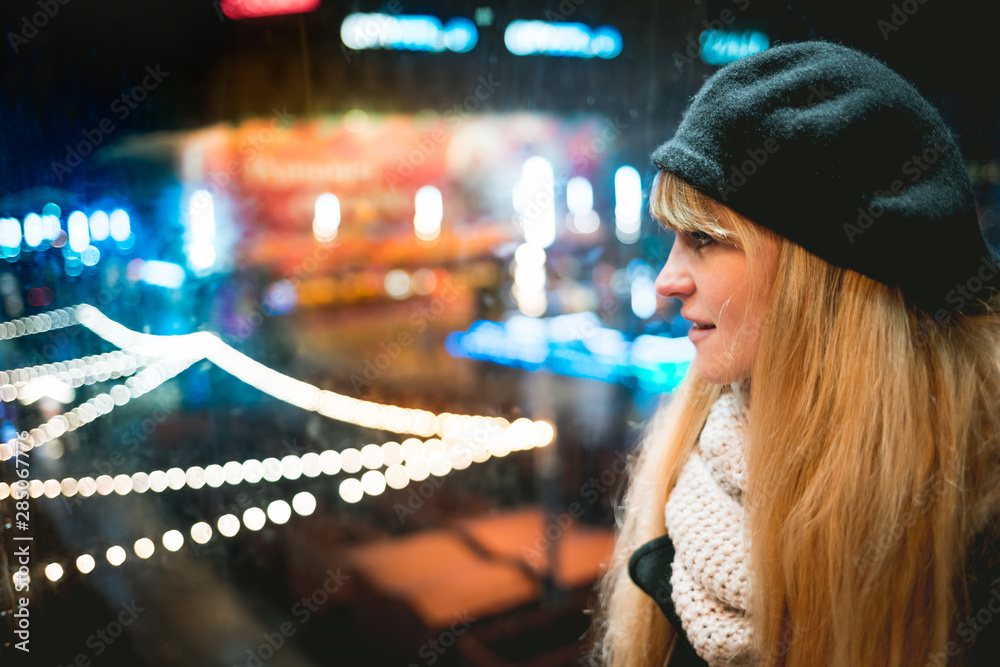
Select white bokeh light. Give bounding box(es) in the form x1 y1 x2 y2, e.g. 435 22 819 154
76 554 96 574
361 470 387 496
106 546 127 566
360 443 384 469
191 522 213 545
384 270 412 299
162 530 184 552
615 165 642 244
218 514 240 537
319 450 341 475
381 441 403 466
281 455 303 480
520 157 555 248
267 500 292 525
243 507 266 531
45 563 64 582
405 457 430 482
292 491 317 516
313 193 341 243
340 448 363 474
385 464 409 489
414 186 443 242
339 478 363 503
134 538 155 559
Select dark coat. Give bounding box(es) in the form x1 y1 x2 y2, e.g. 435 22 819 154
628 529 1000 666
628 533 710 666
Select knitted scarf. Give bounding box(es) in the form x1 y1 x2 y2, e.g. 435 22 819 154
663 392 756 666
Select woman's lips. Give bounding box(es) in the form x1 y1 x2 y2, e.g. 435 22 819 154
688 324 716 342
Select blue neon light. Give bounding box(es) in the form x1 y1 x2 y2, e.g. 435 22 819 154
504 21 623 59
141 260 186 289
341 13 479 53
8 205 133 264
0 218 21 249
699 30 769 66
447 314 693 392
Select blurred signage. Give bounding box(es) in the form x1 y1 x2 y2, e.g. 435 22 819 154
504 21 622 58
179 113 613 274
446 314 694 392
699 30 769 65
339 14 622 59
341 13 478 53
221 0 321 20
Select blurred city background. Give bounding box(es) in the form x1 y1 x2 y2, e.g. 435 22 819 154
1 0 998 665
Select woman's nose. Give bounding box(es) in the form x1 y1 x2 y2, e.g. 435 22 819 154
655 245 694 300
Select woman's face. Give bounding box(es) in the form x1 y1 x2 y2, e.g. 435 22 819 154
655 225 779 384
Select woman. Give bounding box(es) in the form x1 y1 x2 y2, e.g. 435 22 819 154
592 41 1000 666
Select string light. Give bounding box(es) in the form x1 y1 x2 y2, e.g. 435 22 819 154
319 451 341 475
0 308 76 342
0 358 196 461
42 493 309 580
13 421 554 502
243 507 266 531
106 546 126 566
385 464 408 489
69 305 541 439
360 470 386 496
76 555 96 574
205 464 225 488
405 457 430 482
2 307 556 463
5 304 561 584
360 443 384 469
95 476 114 496
266 500 291 525
134 538 155 559
44 563 64 582
340 448 363 474
35 425 554 580
15 420 554 502
301 453 321 478
218 514 240 537
190 522 212 545
339 478 363 503
262 458 282 482
381 441 403 466
79 478 97 497
0 350 147 402
281 455 302 480
292 491 316 516
162 530 184 552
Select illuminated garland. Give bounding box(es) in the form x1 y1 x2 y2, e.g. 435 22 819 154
1 350 149 401
0 304 551 442
0 359 197 461
0 305 557 585
2 420 551 502
39 490 321 582
36 424 552 580
74 304 529 439
0 309 77 341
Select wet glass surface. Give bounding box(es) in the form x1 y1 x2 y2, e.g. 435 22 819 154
0 1 997 664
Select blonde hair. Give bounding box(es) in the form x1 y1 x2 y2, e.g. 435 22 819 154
591 172 1000 666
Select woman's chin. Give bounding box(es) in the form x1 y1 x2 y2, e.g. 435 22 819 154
694 355 748 385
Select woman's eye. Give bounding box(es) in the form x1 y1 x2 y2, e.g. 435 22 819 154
685 231 714 249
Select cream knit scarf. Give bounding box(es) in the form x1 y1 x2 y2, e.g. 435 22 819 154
663 392 756 666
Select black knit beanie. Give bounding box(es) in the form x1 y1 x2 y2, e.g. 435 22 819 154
651 40 1000 317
